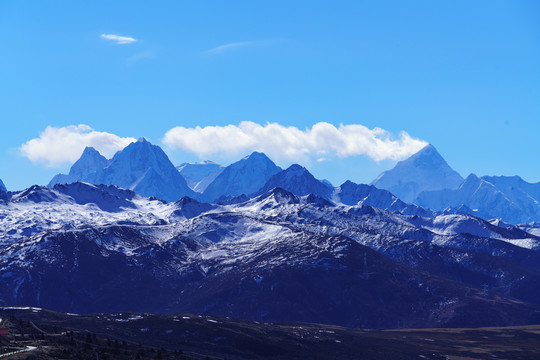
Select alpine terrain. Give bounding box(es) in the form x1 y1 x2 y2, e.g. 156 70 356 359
371 144 464 203
1 141 539 334
201 152 281 202
49 138 196 202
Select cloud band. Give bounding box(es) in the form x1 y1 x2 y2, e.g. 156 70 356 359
163 121 427 161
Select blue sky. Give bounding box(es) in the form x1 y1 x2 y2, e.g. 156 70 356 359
1 1 539 190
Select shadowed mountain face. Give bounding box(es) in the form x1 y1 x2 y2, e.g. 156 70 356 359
254 164 332 198
0 179 6 201
1 185 540 329
202 152 281 202
371 144 464 203
48 138 196 202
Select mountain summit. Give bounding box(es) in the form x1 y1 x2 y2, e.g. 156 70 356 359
202 152 281 202
48 138 196 202
371 144 463 203
255 164 331 198
49 146 108 186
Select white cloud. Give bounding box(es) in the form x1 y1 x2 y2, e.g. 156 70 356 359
163 122 428 162
20 125 136 167
205 41 255 55
204 39 282 55
101 34 137 44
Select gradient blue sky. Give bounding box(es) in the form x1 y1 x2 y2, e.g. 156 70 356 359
1 1 539 191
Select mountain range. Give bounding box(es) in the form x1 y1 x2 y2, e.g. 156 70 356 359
1 182 539 329
47 140 540 225
2 139 540 329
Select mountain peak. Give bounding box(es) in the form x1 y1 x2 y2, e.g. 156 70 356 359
49 146 108 186
49 139 196 202
96 139 195 201
402 144 449 169
371 144 463 203
254 187 300 205
243 151 271 162
286 164 306 173
81 146 100 154
0 178 6 193
69 147 108 177
202 152 281 201
255 164 331 198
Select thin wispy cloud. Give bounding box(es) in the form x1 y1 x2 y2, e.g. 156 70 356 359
204 39 283 55
20 125 136 167
101 34 137 45
163 122 428 162
126 51 155 66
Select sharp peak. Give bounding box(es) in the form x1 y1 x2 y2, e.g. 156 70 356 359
399 143 452 167
175 196 202 205
243 151 271 160
285 164 307 171
414 143 440 156
261 186 298 198
81 146 104 156
125 137 159 150
340 180 358 186
465 173 480 180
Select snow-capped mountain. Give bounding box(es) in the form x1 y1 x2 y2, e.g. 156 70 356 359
483 175 540 205
49 146 108 186
48 138 196 202
332 180 430 216
1 183 540 328
254 164 332 198
92 138 197 202
177 160 224 193
202 152 281 202
253 167 430 216
371 144 464 203
416 174 540 224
